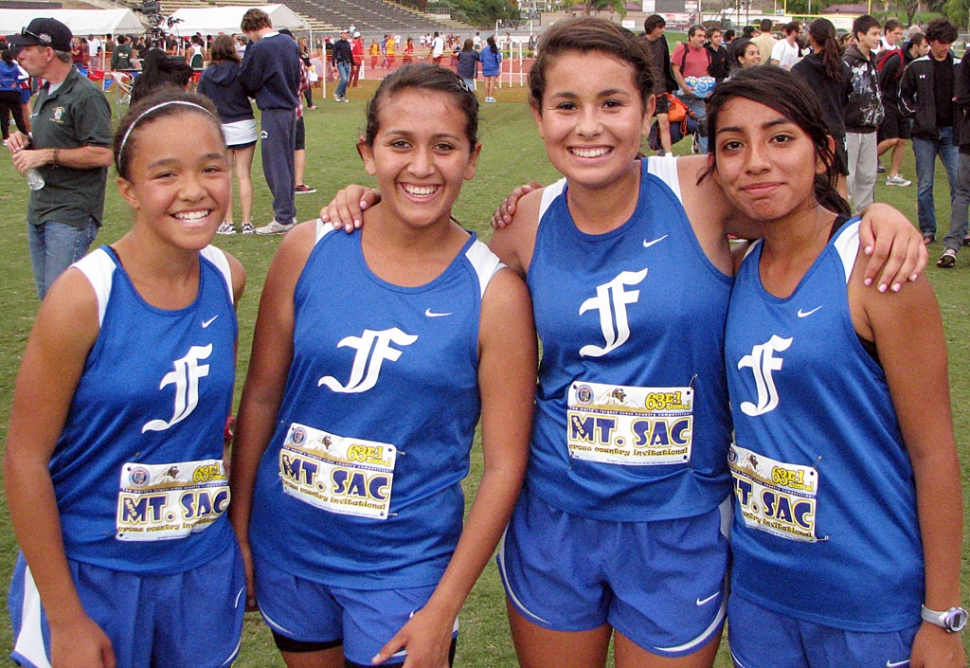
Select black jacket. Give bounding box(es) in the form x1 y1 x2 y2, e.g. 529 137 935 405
706 43 730 83
842 44 883 132
641 33 677 94
333 38 353 64
899 52 960 140
954 55 970 147
876 46 913 117
791 52 850 139
197 60 254 124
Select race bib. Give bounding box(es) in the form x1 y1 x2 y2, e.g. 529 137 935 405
279 423 396 520
116 459 228 541
566 381 693 465
728 444 819 542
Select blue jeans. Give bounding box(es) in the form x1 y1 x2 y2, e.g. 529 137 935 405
27 218 98 300
336 61 351 99
912 126 959 237
943 151 970 252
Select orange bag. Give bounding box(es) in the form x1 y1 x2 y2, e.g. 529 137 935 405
663 92 688 123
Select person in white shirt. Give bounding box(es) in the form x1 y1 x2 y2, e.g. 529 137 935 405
770 21 802 70
879 18 904 52
87 35 102 68
431 31 445 64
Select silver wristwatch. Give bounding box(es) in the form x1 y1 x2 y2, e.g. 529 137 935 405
921 604 969 633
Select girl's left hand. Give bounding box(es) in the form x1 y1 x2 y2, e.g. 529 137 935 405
909 622 966 668
371 606 454 668
858 203 928 293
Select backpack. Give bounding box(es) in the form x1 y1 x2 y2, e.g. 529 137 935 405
876 48 904 81
876 48 909 117
649 98 700 151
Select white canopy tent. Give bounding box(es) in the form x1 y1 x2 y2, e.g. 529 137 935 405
0 8 145 36
168 5 309 36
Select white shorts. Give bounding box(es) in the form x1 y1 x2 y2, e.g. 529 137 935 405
222 119 257 149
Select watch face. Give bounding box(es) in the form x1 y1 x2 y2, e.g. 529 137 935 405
946 608 969 632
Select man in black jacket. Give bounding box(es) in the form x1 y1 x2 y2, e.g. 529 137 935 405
333 30 353 103
900 17 960 244
937 40 970 267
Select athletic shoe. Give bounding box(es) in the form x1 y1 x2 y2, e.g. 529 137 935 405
216 221 236 235
885 174 912 187
937 248 957 268
255 220 295 235
963 234 970 247
241 222 255 235
308 105 318 110
923 234 936 245
877 161 886 173
342 97 350 103
295 184 317 194
334 92 341 101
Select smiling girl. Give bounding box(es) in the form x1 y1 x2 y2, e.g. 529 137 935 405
4 90 246 668
707 66 965 668
228 64 535 668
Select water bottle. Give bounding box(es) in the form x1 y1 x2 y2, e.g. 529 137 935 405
25 168 45 191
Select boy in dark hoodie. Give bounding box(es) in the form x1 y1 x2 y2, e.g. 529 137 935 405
843 14 884 211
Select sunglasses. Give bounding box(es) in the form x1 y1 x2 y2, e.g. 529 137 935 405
21 27 53 46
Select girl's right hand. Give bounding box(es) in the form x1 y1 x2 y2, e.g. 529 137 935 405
319 185 380 232
237 539 258 611
489 181 543 229
50 615 116 668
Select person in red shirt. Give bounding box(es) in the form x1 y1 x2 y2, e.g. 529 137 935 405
671 25 714 152
350 32 363 87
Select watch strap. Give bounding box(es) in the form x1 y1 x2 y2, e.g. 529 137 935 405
921 604 969 633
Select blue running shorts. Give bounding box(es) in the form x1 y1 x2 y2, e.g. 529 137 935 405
8 541 245 668
254 555 458 666
497 488 730 657
728 594 920 668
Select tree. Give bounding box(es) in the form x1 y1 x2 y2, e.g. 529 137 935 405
449 0 520 26
583 0 628 16
897 0 921 25
945 0 970 30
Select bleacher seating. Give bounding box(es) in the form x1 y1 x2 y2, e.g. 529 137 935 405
286 0 463 33
123 0 473 35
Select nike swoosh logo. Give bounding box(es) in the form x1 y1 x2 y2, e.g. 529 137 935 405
202 315 219 328
424 309 452 318
886 660 909 668
797 306 822 318
643 235 668 248
696 591 720 606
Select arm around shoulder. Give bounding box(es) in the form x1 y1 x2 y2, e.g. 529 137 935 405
488 187 543 278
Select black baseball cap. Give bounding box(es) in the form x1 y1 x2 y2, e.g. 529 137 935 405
8 18 73 52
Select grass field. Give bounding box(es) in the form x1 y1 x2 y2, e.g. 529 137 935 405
0 79 968 667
